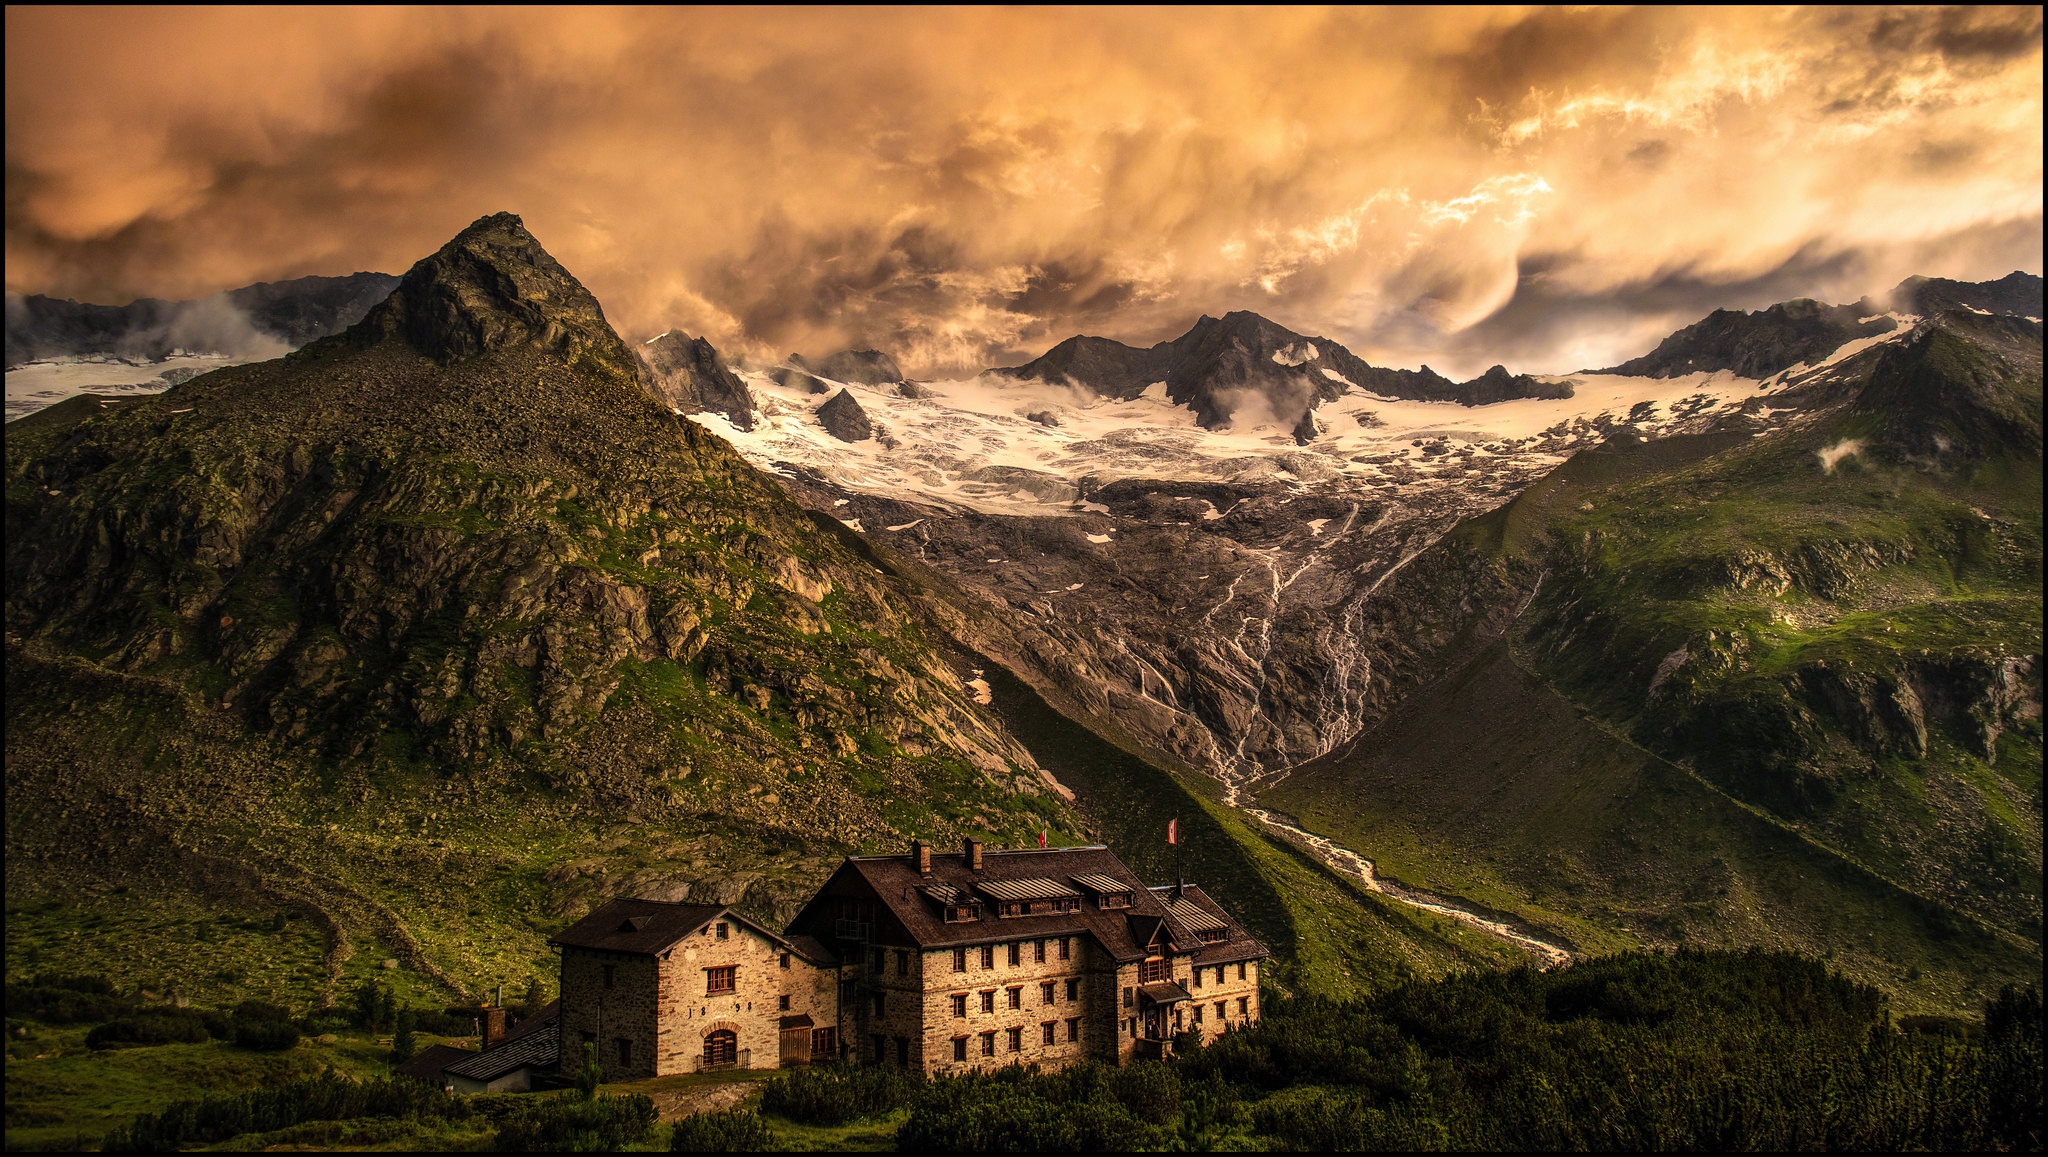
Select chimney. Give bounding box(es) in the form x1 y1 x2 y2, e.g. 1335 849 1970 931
913 840 932 874
964 837 984 871
481 1005 507 1049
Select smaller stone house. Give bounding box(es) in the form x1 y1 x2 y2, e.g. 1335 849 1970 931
549 901 838 1080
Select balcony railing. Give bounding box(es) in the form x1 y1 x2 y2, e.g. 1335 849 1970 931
695 1048 752 1073
833 919 873 942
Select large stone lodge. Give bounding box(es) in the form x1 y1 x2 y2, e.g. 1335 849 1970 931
546 838 1267 1079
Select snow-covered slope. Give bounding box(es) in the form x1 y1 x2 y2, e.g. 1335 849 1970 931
689 333 1913 783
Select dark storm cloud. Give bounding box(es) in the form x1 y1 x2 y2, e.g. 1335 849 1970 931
5 7 2040 377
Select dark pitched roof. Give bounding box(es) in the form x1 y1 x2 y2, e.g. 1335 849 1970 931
446 1019 559 1082
549 900 728 956
1163 885 1271 966
550 899 838 967
825 846 1268 966
397 1043 473 1084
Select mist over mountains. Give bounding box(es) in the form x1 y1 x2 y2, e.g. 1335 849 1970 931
4 272 399 369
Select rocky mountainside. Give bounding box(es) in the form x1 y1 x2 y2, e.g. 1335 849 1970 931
4 272 400 368
637 329 757 429
995 310 1570 429
1266 308 2043 1009
1595 272 2042 381
1889 270 2043 317
4 212 1076 1002
1598 298 1900 379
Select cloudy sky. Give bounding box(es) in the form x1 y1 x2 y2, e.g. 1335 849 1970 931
5 6 2041 377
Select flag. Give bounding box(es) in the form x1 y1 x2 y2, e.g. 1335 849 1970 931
1038 830 1047 848
1167 817 1178 845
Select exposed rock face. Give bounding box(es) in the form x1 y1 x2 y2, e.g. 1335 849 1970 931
994 310 1569 425
1598 298 1896 379
806 349 904 386
1885 271 2043 318
771 362 831 394
816 388 875 442
638 330 757 430
340 212 628 369
5 272 399 368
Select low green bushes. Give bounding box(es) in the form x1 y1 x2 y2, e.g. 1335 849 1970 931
759 1061 920 1125
669 1107 773 1151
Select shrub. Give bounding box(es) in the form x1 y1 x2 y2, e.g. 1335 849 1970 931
100 1073 469 1150
669 1107 773 1151
493 1093 657 1152
228 999 300 1052
761 1062 920 1125
86 1012 210 1049
5 974 133 1024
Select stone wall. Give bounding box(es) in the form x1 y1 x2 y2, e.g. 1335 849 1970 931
557 948 661 1080
845 931 1107 1076
1185 957 1261 1045
654 916 837 1074
558 916 843 1079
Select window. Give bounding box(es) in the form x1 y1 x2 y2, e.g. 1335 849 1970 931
813 1027 837 1059
1066 1017 1080 1043
1194 968 1203 988
897 1037 910 1066
1139 957 1168 983
980 1031 996 1057
1006 986 1022 1010
617 1037 633 1065
980 945 995 969
1216 1001 1226 1020
952 948 967 973
1059 936 1071 961
1006 1026 1022 1052
871 947 884 972
1033 939 1046 963
601 964 616 990
779 995 791 1011
1041 1021 1057 1046
896 949 910 976
1007 942 1021 967
1041 981 1055 1005
998 901 1022 917
980 990 995 1014
1238 996 1249 1017
779 953 791 969
953 1036 968 1061
871 992 885 1017
1238 963 1247 981
706 966 736 995
951 994 968 1018
716 922 729 940
1194 1004 1203 1024
1066 979 1079 1001
871 1034 885 1062
1123 986 1134 1009
1128 1018 1137 1038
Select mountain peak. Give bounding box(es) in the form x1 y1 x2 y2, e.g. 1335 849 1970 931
343 211 630 369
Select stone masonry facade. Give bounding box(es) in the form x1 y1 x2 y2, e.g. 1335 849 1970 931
551 840 1268 1079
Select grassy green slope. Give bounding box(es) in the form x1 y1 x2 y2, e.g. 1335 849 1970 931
4 216 1082 1012
1270 315 2042 1014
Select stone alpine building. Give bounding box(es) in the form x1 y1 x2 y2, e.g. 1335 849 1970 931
550 839 1267 1079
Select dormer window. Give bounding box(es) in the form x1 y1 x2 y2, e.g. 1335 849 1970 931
1098 892 1130 909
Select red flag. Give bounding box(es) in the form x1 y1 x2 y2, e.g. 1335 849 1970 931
1167 817 1178 845
1038 830 1047 848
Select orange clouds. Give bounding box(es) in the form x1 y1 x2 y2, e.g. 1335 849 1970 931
5 6 2041 376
